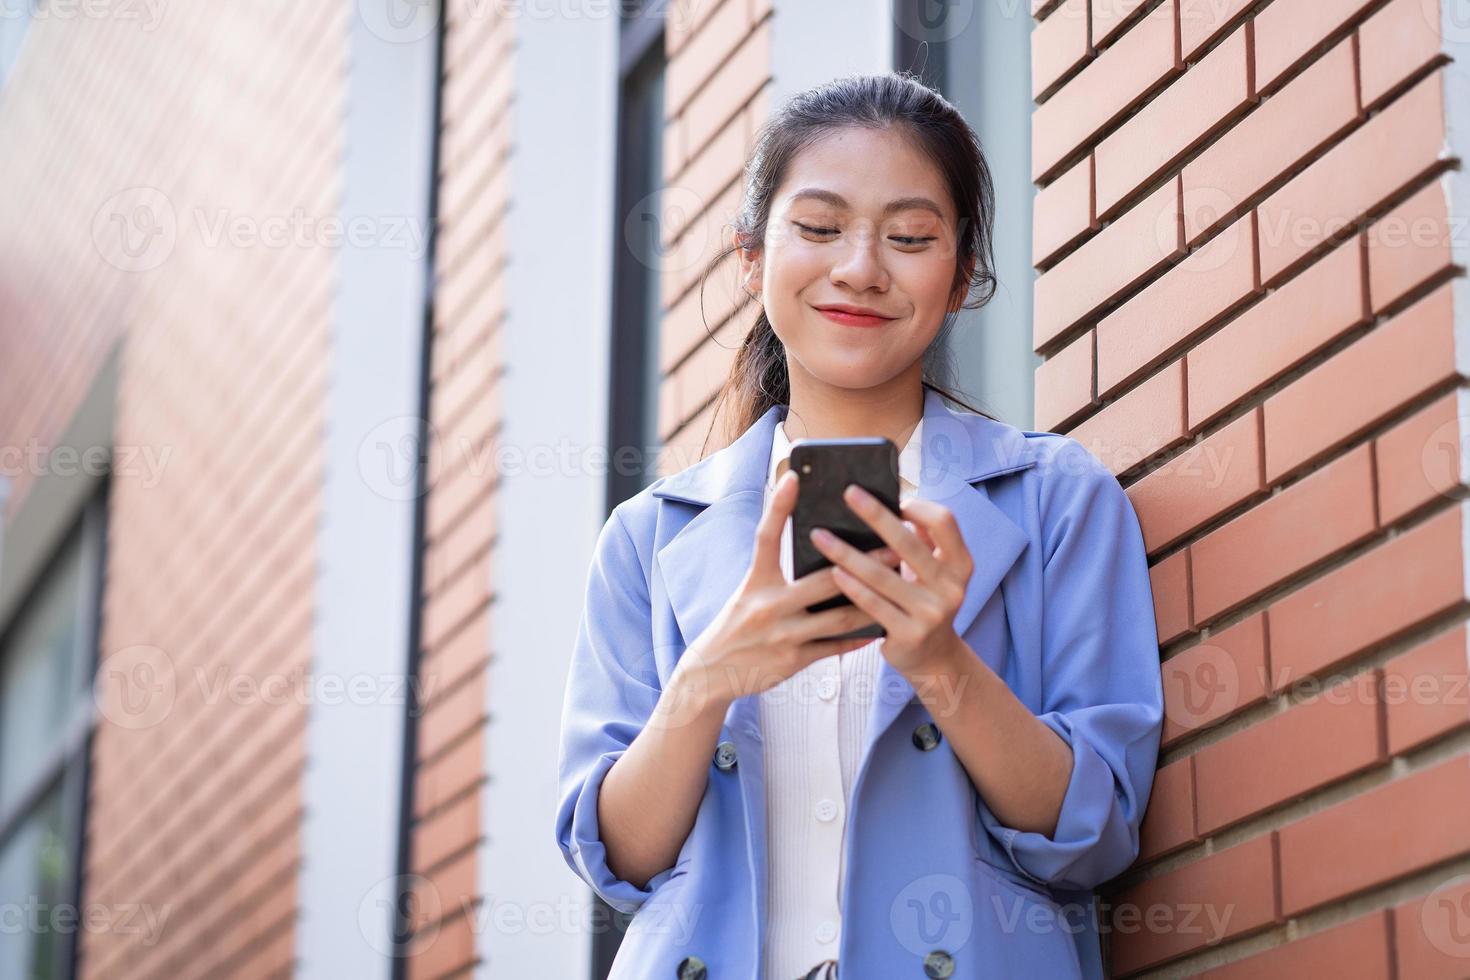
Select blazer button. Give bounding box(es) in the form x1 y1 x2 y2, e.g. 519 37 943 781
923 949 955 978
911 722 941 751
676 955 708 980
714 741 738 771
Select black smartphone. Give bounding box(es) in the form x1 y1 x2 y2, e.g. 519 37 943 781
789 436 901 641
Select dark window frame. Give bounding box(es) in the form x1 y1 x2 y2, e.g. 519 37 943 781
0 486 109 980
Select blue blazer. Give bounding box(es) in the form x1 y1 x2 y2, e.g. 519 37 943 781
555 386 1164 979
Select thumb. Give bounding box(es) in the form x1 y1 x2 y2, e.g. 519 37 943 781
750 469 797 582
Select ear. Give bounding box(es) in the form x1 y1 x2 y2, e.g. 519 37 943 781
733 227 762 302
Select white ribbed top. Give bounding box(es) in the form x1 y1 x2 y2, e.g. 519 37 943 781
758 416 923 979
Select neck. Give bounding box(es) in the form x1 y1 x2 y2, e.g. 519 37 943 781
781 363 924 451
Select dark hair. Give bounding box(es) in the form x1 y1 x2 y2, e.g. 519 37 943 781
693 70 1001 456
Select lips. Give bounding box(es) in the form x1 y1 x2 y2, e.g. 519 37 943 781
813 305 895 327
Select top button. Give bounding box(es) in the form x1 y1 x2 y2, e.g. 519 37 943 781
818 675 838 701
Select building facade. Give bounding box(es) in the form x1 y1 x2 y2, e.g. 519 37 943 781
0 0 1466 977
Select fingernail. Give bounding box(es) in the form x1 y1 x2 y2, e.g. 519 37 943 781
811 527 833 545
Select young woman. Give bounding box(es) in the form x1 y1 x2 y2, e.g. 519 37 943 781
556 73 1163 980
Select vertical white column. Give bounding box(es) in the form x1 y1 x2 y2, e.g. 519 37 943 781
480 6 621 979
296 1 439 975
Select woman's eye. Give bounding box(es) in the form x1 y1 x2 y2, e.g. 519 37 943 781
793 222 936 247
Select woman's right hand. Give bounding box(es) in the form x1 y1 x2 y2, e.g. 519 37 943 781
665 469 898 722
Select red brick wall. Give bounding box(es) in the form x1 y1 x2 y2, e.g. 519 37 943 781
1032 0 1470 974
0 3 345 977
402 2 510 976
657 0 772 467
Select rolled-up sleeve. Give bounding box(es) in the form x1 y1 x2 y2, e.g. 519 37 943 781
554 504 678 914
978 440 1165 892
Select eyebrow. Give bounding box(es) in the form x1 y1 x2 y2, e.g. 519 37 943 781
786 187 946 220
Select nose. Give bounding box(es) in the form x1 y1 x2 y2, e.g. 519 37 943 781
828 219 888 293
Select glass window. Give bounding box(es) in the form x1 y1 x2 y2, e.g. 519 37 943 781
0 499 106 980
898 3 1041 428
606 3 667 511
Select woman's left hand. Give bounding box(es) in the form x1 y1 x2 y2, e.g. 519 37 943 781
809 483 970 680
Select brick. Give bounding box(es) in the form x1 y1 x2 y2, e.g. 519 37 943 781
1178 0 1254 59
1098 210 1259 397
1277 756 1470 916
1138 756 1196 861
1256 70 1450 287
1270 503 1468 690
1160 612 1270 746
1034 153 1097 268
1366 176 1455 314
1151 548 1193 643
678 21 770 163
1095 25 1256 221
1253 0 1380 92
1092 0 1148 46
1034 176 1184 350
1196 670 1384 834
1263 281 1457 483
1033 0 1181 182
1187 235 1368 431
1109 833 1280 974
1035 329 1095 432
1192 443 1378 623
1359 0 1447 110
1198 911 1394 980
1034 0 1092 99
1394 874 1470 978
1068 357 1187 475
666 0 756 118
1383 625 1470 755
1374 390 1469 524
1182 38 1361 246
1129 409 1264 555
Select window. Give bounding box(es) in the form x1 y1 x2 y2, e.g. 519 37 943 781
897 3 1041 428
0 493 106 980
605 3 667 512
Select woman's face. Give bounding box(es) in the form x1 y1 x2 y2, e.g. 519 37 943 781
738 125 971 391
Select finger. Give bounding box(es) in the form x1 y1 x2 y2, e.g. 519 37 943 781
779 547 900 610
813 527 924 613
787 601 881 645
750 469 797 580
900 520 936 582
900 498 970 574
843 484 941 580
832 564 903 633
